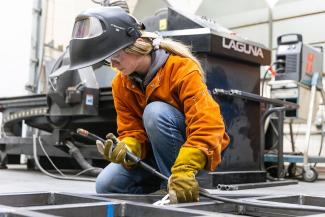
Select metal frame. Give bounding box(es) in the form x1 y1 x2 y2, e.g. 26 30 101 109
265 73 325 182
0 192 324 217
213 88 297 179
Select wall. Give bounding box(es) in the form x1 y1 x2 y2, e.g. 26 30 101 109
0 0 33 97
44 0 100 58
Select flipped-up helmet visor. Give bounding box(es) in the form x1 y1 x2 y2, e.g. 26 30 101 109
68 7 143 70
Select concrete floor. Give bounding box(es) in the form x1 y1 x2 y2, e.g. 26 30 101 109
1 164 325 198
0 165 95 194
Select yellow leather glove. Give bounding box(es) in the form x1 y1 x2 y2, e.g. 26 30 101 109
96 134 141 167
168 147 207 203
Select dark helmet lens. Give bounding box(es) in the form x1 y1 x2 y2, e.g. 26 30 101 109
72 17 103 39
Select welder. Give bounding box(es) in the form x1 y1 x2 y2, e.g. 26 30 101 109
68 6 230 203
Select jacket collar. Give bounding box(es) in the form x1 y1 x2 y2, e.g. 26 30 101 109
122 49 169 89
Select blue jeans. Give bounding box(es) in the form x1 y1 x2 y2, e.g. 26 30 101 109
96 101 186 193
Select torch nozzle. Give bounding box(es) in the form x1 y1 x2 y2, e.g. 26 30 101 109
76 128 105 143
77 128 88 137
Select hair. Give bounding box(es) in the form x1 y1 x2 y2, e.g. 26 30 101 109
124 33 204 74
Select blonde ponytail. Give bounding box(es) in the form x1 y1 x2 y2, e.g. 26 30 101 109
124 33 204 74
159 38 204 73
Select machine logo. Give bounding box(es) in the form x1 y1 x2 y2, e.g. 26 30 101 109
222 38 264 58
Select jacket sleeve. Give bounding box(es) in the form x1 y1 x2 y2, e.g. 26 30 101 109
173 67 230 171
111 77 149 159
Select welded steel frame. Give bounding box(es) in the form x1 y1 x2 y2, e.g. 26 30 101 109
0 192 324 216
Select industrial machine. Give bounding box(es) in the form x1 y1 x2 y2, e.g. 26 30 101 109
271 34 323 120
275 34 322 87
265 34 325 182
0 7 273 187
154 8 271 186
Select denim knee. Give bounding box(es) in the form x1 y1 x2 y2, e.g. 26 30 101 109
95 177 106 193
142 101 186 177
95 164 122 193
143 101 179 130
95 172 112 193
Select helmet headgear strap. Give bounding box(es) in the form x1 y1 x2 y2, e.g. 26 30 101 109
152 36 163 50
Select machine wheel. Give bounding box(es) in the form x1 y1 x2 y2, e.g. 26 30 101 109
303 167 318 182
287 163 297 178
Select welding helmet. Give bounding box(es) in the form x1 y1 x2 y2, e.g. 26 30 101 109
68 6 143 70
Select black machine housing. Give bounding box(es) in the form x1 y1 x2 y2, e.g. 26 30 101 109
144 8 271 186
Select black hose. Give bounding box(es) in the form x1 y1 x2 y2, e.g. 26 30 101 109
65 140 102 177
32 135 96 182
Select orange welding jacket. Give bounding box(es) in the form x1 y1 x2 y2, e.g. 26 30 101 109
111 54 230 171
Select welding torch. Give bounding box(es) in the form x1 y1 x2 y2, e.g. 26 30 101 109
76 128 168 181
76 128 325 212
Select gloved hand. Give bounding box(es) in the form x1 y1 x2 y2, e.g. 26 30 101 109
168 147 207 203
96 134 141 167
